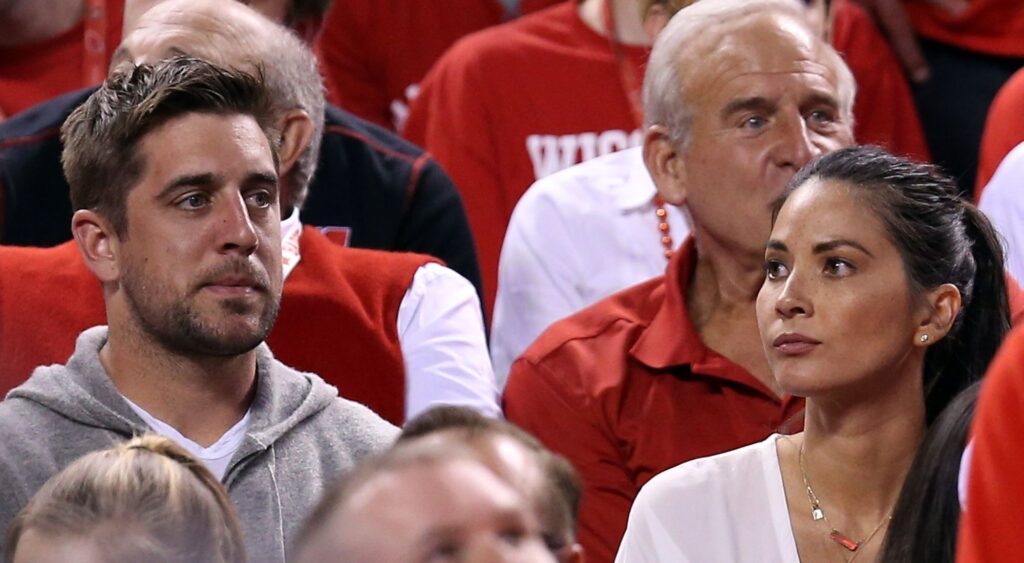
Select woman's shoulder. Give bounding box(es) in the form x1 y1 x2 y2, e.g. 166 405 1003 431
640 434 782 502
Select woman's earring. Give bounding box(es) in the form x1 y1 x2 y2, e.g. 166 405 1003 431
919 334 930 343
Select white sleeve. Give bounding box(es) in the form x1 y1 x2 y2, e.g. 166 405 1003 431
980 142 1024 283
490 188 585 388
397 262 500 420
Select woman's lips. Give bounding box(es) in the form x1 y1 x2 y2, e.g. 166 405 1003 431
772 333 822 355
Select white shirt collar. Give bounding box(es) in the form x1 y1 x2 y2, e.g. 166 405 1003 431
610 147 660 212
281 207 302 281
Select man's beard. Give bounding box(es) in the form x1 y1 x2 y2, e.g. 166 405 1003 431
121 261 281 358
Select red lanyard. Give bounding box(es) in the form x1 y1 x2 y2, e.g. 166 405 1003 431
82 0 109 86
602 0 647 129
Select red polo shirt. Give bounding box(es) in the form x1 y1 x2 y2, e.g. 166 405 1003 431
503 240 804 563
976 68 1024 198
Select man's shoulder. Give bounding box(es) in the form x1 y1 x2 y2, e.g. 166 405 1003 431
515 274 669 374
323 104 426 163
515 147 644 217
0 88 93 145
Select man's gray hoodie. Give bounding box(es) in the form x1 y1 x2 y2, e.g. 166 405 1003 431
0 327 398 562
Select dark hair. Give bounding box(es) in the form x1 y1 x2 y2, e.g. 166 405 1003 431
5 434 246 563
879 383 979 563
287 0 333 25
776 146 1010 422
61 56 279 236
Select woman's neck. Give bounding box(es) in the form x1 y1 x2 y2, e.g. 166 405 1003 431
0 0 83 48
799 365 927 522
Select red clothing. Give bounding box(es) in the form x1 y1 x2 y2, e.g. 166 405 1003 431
406 1 928 314
976 68 1024 197
0 227 432 425
316 0 563 130
404 2 648 314
906 0 1024 58
957 324 1024 562
0 0 123 119
502 241 804 563
832 0 931 163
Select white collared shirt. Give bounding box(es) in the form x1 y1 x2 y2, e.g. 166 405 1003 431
281 210 500 420
980 141 1024 284
490 147 689 386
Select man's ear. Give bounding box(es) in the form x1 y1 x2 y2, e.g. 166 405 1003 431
277 109 316 181
642 4 670 41
71 210 121 284
914 283 962 347
643 125 688 205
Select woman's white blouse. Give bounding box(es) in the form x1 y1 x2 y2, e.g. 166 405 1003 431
615 434 801 563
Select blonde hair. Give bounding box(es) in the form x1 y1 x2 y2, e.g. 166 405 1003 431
5 435 246 563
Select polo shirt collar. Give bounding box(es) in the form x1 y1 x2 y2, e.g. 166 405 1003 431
629 238 779 396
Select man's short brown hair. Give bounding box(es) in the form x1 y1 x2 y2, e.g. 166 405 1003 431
61 56 279 236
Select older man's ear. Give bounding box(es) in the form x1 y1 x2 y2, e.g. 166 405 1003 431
643 125 689 206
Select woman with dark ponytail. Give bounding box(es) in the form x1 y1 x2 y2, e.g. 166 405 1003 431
616 146 1009 563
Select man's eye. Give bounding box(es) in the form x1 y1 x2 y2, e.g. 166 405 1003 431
742 115 767 130
765 259 789 280
808 109 837 126
247 190 273 209
179 193 209 209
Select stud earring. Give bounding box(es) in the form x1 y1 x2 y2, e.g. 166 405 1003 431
919 334 930 343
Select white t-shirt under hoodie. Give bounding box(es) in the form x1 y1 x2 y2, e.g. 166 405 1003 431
615 434 800 563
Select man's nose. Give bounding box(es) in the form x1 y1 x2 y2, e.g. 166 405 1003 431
774 115 821 172
216 191 259 255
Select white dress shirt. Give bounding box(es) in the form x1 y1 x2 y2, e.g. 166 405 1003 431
616 435 799 563
979 141 1024 284
490 147 690 386
281 210 500 420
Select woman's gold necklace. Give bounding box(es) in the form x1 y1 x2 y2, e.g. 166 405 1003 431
799 442 893 562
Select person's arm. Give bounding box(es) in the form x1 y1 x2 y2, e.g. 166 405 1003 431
957 326 1024 562
490 188 585 387
394 159 484 306
403 45 505 314
504 356 640 563
398 263 499 420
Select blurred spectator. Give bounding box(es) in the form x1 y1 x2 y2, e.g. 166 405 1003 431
316 0 563 131
398 406 585 562
956 323 1024 562
975 67 1024 198
293 440 556 563
0 55 397 560
5 435 246 563
406 0 927 315
879 383 979 563
0 0 122 120
503 1 854 559
0 0 499 425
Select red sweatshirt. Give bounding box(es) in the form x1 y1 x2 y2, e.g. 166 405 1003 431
316 0 564 131
906 0 1024 58
976 68 1024 198
0 227 432 425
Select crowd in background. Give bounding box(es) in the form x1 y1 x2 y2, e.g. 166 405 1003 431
1 0 1023 561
